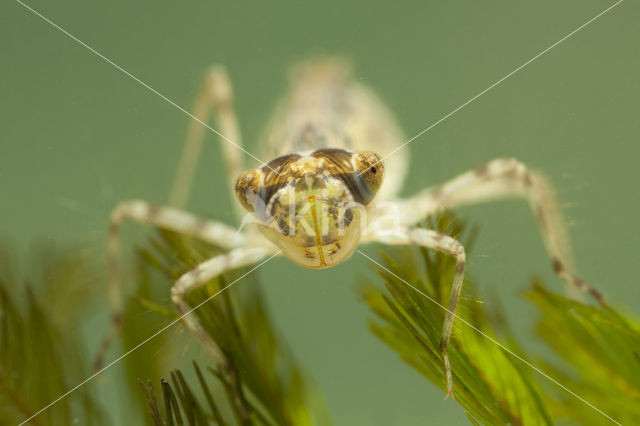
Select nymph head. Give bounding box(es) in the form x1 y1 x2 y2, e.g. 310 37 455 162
234 148 384 268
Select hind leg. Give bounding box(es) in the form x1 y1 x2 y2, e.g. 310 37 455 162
169 66 245 210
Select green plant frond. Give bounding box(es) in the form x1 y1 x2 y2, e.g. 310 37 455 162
139 362 237 426
118 242 181 425
128 215 640 425
135 229 329 426
360 214 555 425
361 213 640 425
525 281 640 425
0 243 106 426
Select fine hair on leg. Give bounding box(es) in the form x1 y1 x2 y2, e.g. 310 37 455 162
394 157 605 304
369 226 466 397
94 200 247 370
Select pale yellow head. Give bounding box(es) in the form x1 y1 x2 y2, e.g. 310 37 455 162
235 149 384 268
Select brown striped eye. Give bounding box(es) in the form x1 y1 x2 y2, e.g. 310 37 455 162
234 169 261 212
353 152 384 198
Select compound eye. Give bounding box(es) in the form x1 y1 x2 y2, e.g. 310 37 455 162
353 151 385 198
234 169 261 212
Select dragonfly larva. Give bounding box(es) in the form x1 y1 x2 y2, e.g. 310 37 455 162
98 58 605 396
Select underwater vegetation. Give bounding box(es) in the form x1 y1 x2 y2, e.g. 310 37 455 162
1 214 638 425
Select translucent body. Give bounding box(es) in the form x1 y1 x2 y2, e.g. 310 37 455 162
101 60 606 400
259 59 408 202
236 148 379 268
234 59 408 267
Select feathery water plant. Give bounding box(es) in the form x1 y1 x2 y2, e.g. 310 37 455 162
2 212 638 425
360 213 639 425
134 229 329 426
0 242 106 426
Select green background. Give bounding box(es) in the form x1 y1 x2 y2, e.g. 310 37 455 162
2 0 639 424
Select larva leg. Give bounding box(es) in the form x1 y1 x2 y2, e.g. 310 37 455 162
394 157 604 304
94 199 247 369
170 246 274 364
370 226 466 397
169 66 244 210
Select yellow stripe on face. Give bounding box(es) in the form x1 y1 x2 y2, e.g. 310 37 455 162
245 151 377 270
308 195 326 267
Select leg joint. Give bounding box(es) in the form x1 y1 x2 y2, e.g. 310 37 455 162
171 284 184 303
551 257 564 274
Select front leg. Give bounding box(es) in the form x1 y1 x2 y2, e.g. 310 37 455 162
394 157 605 304
369 226 466 397
170 246 277 365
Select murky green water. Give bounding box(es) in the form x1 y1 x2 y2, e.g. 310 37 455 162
3 1 639 424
